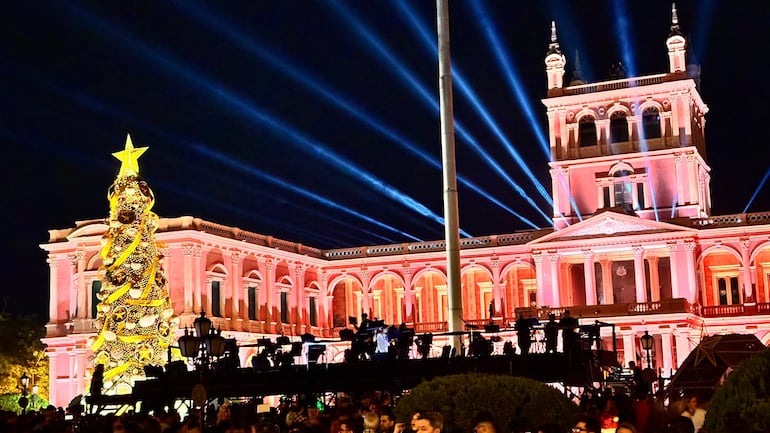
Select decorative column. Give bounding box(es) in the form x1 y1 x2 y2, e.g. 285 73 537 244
294 264 306 332
47 256 60 324
674 153 686 207
622 332 636 367
686 154 699 205
193 245 203 313
596 119 610 153
600 259 613 304
402 264 414 322
47 352 59 406
550 167 561 219
230 251 241 319
549 252 561 306
741 239 755 303
359 266 371 316
533 253 545 306
491 256 502 318
319 271 330 335
72 248 87 319
668 242 681 299
633 246 648 303
204 276 213 315
465 263 477 317
583 249 597 305
181 244 195 314
684 241 697 303
264 258 276 332
674 330 691 368
661 332 674 375
647 256 661 302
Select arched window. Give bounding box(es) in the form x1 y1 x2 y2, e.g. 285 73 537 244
609 112 629 143
613 169 633 209
579 115 597 147
642 107 661 139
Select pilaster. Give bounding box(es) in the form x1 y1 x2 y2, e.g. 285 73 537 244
633 245 647 303
582 249 597 305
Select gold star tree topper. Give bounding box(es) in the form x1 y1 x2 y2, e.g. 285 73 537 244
112 134 148 177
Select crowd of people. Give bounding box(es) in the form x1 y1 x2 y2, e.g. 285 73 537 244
1 387 714 433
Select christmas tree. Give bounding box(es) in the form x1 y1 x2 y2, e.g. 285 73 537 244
90 135 179 395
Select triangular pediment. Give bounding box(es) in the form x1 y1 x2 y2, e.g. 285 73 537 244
529 210 696 245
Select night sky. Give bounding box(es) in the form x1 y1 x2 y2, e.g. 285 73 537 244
2 1 768 317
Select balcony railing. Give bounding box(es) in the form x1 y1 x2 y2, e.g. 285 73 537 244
46 300 770 340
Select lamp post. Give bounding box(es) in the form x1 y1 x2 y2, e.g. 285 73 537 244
640 330 654 368
177 312 227 429
177 312 228 369
18 373 30 414
639 330 657 395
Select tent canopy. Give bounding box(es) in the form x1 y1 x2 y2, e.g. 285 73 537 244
665 333 766 401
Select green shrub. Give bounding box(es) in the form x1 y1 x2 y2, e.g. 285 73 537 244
0 392 50 414
394 373 580 433
704 347 770 433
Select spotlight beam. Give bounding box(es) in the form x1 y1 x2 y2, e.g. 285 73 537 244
743 166 770 213
331 1 552 224
171 1 537 229
465 1 550 158
611 0 637 78
193 145 425 242
63 2 460 238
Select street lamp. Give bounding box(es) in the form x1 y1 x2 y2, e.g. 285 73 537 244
178 312 227 369
640 330 654 368
19 373 30 414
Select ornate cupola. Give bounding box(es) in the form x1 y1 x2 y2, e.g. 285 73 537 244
545 21 567 94
666 3 687 73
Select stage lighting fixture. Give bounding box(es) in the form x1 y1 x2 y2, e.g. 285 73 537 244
307 344 326 364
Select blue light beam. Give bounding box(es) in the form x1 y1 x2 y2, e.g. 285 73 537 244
47 81 407 245
743 166 770 213
171 1 536 229
331 1 552 224
63 2 458 239
611 0 637 78
192 145 426 242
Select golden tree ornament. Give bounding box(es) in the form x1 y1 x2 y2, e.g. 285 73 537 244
90 134 179 396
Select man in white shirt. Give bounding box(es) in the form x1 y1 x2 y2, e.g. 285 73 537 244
680 395 706 432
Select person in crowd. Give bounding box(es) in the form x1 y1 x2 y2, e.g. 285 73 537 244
339 421 359 433
627 361 642 387
631 388 652 433
364 412 380 433
514 313 533 356
679 395 706 433
471 411 497 433
544 313 559 354
559 310 579 356
413 412 443 433
572 415 601 433
379 409 396 433
409 410 424 433
598 397 619 432
615 422 637 433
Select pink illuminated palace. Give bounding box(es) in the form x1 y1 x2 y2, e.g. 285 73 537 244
42 12 770 407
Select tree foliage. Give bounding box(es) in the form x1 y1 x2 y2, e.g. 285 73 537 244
394 373 580 433
703 347 770 433
0 313 48 400
0 392 50 413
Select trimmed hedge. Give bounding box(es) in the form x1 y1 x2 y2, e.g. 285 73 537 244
394 373 580 433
